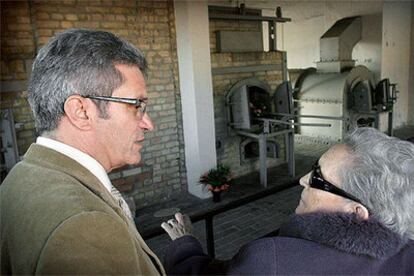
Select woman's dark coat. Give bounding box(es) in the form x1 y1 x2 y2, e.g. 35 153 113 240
164 212 414 275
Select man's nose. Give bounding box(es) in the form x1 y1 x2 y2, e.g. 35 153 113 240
140 113 154 131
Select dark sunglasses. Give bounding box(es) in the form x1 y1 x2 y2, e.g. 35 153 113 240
85 95 147 115
310 160 364 205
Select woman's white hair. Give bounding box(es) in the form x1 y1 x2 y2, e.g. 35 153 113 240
340 127 414 239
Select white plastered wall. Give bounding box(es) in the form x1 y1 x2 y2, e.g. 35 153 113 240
174 0 217 198
410 3 414 125
381 1 413 128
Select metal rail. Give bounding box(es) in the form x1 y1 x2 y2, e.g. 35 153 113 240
140 179 299 258
268 112 346 121
255 118 331 127
209 13 291 23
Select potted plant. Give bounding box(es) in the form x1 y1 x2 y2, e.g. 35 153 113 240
199 164 233 202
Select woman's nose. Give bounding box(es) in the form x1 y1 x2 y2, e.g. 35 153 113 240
299 172 311 188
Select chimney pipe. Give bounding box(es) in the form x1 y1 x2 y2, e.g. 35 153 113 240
317 16 362 73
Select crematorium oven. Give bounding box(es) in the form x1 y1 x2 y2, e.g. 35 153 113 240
220 15 396 187
293 16 397 142
226 78 330 187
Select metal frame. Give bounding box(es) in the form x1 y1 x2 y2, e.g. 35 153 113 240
235 128 294 187
226 77 334 187
209 13 291 23
212 64 283 75
209 5 291 53
1 109 19 174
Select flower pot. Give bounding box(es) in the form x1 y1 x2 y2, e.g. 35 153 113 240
212 191 221 202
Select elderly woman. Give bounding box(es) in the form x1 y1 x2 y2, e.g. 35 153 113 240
162 127 414 275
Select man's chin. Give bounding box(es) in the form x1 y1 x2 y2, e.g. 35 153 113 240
126 155 142 166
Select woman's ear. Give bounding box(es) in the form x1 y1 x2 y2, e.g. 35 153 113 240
63 95 93 130
344 201 369 220
354 204 369 220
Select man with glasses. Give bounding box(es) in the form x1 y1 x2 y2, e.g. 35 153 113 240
162 127 414 275
1 29 165 275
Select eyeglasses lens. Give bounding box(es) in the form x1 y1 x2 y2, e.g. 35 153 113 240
138 101 147 117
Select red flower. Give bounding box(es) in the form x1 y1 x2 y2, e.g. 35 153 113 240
199 164 233 191
221 184 230 191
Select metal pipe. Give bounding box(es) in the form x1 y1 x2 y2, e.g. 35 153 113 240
286 132 295 177
206 216 215 258
258 135 267 187
298 115 345 120
235 129 293 139
268 112 345 121
255 118 331 127
292 122 332 127
209 14 291 23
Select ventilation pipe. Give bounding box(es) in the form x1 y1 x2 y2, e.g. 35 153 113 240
317 16 362 73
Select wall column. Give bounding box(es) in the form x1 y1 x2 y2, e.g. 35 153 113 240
174 0 216 198
381 1 413 128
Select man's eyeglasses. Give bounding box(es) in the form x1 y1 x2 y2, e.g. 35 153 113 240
85 95 147 116
310 160 364 205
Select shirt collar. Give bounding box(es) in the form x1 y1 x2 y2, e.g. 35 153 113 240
36 136 112 193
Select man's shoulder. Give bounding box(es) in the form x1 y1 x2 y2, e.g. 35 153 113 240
1 156 114 225
2 156 89 199
0 161 126 275
2 143 103 197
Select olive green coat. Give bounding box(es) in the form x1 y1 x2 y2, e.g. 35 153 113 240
1 144 165 275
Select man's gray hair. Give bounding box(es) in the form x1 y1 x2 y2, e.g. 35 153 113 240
28 28 147 134
341 127 414 239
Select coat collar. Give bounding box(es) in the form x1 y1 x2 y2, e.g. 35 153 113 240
279 212 409 259
24 143 126 219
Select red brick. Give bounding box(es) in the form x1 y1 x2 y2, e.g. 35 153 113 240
51 13 64 20
65 14 78 21
61 21 74 28
36 20 60 28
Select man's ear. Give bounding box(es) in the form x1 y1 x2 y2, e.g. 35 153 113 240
63 95 94 130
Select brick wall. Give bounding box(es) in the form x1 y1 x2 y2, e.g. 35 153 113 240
1 1 37 156
209 18 287 177
0 0 186 208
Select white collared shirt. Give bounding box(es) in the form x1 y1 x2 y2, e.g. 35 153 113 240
36 136 112 194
